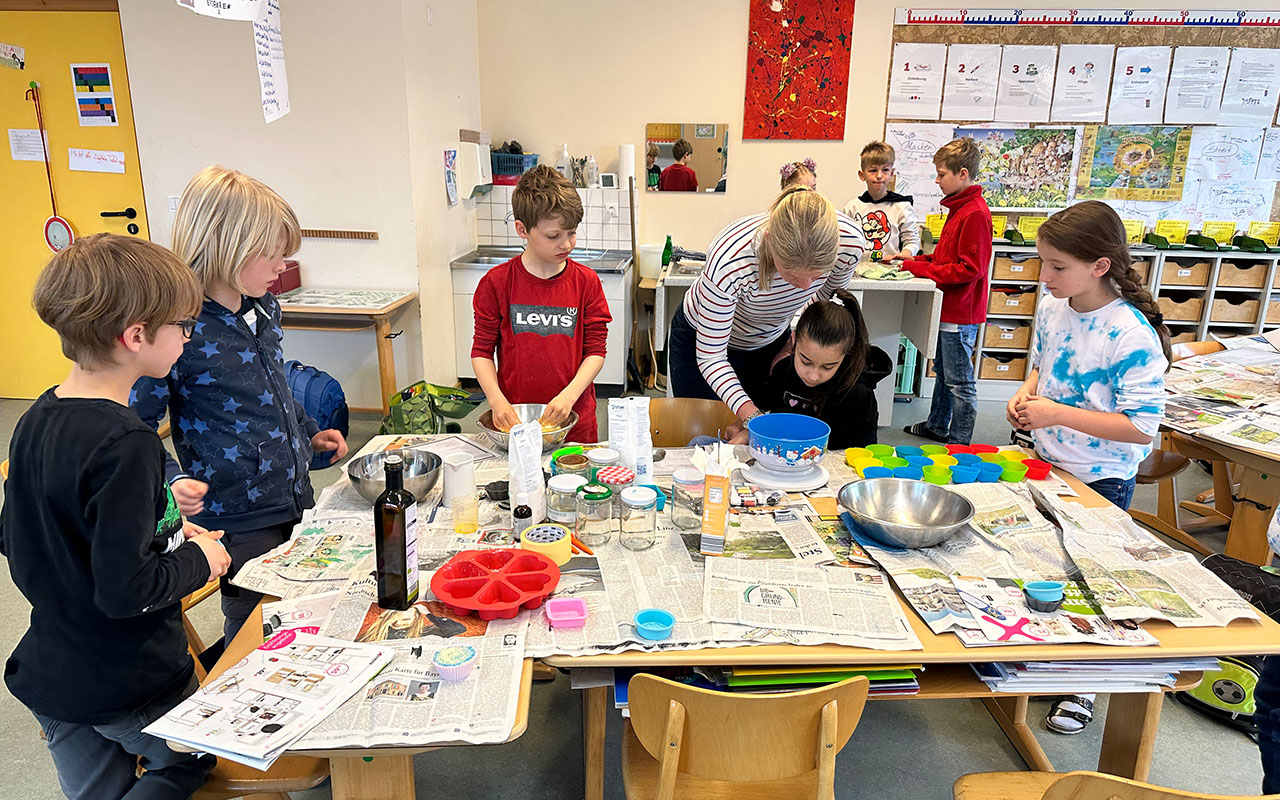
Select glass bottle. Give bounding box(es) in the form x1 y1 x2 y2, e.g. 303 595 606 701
661 234 673 266
512 492 533 537
375 454 418 610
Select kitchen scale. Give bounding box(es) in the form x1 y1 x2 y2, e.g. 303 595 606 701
739 460 830 492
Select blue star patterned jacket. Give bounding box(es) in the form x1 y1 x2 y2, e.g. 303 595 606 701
131 293 319 532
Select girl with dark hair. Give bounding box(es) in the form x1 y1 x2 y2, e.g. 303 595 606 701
761 289 892 448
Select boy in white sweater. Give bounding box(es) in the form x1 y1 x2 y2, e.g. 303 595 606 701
844 141 921 264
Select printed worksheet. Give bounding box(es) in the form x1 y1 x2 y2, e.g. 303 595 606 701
1220 48 1280 126
942 44 1002 122
994 45 1057 123
888 42 946 120
1164 47 1229 125
1051 45 1114 123
1109 47 1172 125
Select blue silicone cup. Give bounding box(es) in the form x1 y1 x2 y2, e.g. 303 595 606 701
1023 580 1066 603
895 445 924 458
953 453 983 466
976 462 1003 483
905 455 933 468
893 466 924 481
950 465 980 484
862 466 894 479
635 608 675 641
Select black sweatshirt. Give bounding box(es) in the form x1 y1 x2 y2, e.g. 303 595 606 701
762 346 894 449
1 390 210 723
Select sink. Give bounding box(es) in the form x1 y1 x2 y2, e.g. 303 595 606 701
451 247 632 274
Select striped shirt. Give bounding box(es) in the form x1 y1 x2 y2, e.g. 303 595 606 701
682 212 865 413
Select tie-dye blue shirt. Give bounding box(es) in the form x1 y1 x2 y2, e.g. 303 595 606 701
1030 295 1167 481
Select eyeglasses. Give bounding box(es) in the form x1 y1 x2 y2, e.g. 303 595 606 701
168 318 198 339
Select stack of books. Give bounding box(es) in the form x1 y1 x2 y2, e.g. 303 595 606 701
972 658 1221 694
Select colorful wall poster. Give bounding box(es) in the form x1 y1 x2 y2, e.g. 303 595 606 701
69 63 117 127
1107 47 1171 125
1220 48 1280 127
1077 125 1192 202
994 45 1057 123
742 0 855 140
956 127 1077 210
1164 47 1229 126
941 43 1001 122
1051 45 1114 123
1185 126 1264 182
888 42 946 120
1 42 24 70
1258 128 1280 181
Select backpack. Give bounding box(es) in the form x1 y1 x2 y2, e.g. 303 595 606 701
285 360 349 470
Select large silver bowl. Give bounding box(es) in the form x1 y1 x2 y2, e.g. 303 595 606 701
346 449 442 505
837 478 974 549
477 403 579 453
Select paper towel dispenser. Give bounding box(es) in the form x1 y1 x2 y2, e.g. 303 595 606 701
457 130 493 198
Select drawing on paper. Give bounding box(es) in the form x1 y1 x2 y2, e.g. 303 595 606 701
1076 125 1192 202
960 127 1077 210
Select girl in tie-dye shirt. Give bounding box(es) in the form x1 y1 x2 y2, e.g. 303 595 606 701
1006 201 1170 512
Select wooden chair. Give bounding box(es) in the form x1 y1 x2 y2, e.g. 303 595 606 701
181 581 222 681
954 769 1280 800
192 756 331 800
648 398 739 448
621 673 870 799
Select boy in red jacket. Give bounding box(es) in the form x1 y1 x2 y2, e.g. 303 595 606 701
894 137 992 445
471 165 612 442
658 138 699 192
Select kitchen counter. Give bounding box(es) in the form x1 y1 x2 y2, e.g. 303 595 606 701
450 247 632 274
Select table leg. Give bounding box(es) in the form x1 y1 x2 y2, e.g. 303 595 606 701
373 314 397 417
1097 692 1162 781
981 696 1053 772
583 685 607 800
1224 467 1279 567
329 753 415 800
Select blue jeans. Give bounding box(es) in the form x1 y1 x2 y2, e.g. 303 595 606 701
1257 656 1280 793
926 325 979 445
1088 477 1136 511
33 673 215 800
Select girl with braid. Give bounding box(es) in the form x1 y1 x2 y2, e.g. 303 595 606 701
1007 201 1169 735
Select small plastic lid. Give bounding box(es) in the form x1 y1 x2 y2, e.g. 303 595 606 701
548 474 589 493
620 486 658 508
586 447 620 464
672 468 704 486
515 491 529 505
384 454 403 467
577 482 613 501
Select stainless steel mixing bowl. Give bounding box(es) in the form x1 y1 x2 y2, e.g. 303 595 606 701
837 478 974 549
477 403 578 453
346 449 442 505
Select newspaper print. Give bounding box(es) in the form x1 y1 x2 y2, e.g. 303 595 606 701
230 516 376 599
952 576 1158 647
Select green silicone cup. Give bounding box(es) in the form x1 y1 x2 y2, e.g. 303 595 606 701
867 444 895 458
920 444 949 456
1001 463 1029 482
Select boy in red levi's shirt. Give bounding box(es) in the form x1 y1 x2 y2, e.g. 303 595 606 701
471 164 612 442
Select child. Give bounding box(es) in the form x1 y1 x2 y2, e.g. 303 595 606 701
471 164 612 443
760 289 892 448
844 141 920 264
1006 201 1169 737
132 166 348 644
896 137 992 445
779 158 817 190
1 234 231 799
658 138 698 191
645 142 661 191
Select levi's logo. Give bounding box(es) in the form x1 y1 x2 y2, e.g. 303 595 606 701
511 304 578 337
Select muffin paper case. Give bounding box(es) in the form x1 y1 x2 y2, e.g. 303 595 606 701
433 644 478 681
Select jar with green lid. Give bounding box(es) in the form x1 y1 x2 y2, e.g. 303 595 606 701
575 483 614 547
547 473 589 525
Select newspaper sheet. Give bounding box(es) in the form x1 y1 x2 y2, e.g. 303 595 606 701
302 574 524 748
709 502 835 565
1166 364 1280 408
952 483 1078 580
805 511 877 567
263 591 342 636
952 576 1158 647
230 516 376 599
1163 395 1245 433
144 632 393 769
1197 414 1280 457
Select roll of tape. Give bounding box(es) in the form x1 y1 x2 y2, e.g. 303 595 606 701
519 523 572 566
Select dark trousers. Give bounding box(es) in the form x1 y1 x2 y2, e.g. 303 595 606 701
668 305 789 408
220 519 300 643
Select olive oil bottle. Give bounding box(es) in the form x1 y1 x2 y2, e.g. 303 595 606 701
374 454 419 609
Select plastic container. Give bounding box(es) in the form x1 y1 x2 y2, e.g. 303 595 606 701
491 152 540 176
894 466 924 480
929 454 959 467
619 486 659 551
867 444 896 459
575 483 614 547
430 549 560 620
637 244 663 280
1001 463 1029 482
747 413 831 473
951 465 979 484
880 456 909 469
547 474 589 525
586 448 620 480
452 494 479 535
635 608 675 640
845 447 872 464
976 462 1004 483
953 453 982 466
1022 459 1052 480
671 468 704 530
970 444 1000 454
895 445 924 458
433 644 478 681
945 444 973 455
922 465 951 485
905 455 933 469
920 444 949 456
544 596 589 628
862 466 894 479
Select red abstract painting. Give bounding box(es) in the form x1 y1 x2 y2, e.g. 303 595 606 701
743 0 856 140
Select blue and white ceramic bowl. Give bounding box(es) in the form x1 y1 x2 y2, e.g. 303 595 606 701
747 413 831 473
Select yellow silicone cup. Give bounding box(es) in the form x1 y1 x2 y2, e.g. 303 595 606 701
1000 450 1030 462
845 447 872 465
979 452 1005 463
929 454 958 467
852 457 884 476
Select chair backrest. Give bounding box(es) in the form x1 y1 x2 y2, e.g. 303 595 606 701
1170 340 1225 364
1041 771 1280 800
648 398 739 447
628 673 869 787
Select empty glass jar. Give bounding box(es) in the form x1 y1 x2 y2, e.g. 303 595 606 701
574 483 614 547
670 468 704 530
619 486 658 551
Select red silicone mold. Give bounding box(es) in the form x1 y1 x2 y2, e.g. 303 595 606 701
1022 459 1053 480
945 444 973 455
969 444 1000 454
429 548 561 620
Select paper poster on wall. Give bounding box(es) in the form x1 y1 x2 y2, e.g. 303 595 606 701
68 147 125 174
1051 45 1113 123
1077 125 1192 202
1102 181 1201 227
1164 47 1229 125
1107 47 1171 125
1257 128 1280 181
253 0 290 123
956 126 1077 210
1220 49 1280 127
1194 180 1276 226
1 42 24 70
8 129 47 162
941 44 1001 122
1185 126 1264 182
887 43 946 120
174 0 264 20
69 63 117 127
883 122 954 216
444 149 458 206
994 45 1057 123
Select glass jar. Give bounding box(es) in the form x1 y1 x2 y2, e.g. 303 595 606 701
575 483 614 547
670 468 704 530
619 486 658 551
554 452 591 479
595 465 636 517
547 474 589 526
585 447 619 480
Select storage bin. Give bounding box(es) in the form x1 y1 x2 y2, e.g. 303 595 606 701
1169 329 1196 345
1160 260 1210 287
1268 299 1280 324
993 255 1041 281
979 354 1027 381
895 335 918 394
1131 260 1152 285
1219 261 1267 288
983 322 1032 350
988 288 1037 317
1157 294 1204 322
1210 297 1260 323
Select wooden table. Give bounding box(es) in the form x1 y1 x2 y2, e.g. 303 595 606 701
543 475 1280 800
1171 429 1280 566
203 602 534 800
277 289 418 416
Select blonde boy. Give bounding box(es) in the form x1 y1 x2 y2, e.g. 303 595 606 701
844 141 920 263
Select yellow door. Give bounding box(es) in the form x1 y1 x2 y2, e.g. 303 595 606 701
0 9 150 397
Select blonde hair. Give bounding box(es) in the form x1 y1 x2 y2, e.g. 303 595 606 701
758 187 840 284
934 138 981 177
33 233 202 367
172 166 301 293
646 142 660 158
860 141 895 170
512 164 584 229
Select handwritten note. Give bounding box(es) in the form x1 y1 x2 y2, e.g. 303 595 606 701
253 0 290 123
1155 219 1190 245
1196 182 1275 228
68 147 125 174
1186 126 1265 182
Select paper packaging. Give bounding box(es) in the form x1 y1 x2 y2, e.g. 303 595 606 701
608 397 653 484
507 422 547 524
617 144 636 188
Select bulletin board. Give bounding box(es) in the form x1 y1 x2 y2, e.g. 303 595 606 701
884 9 1280 230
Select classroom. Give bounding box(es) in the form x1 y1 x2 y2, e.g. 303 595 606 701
8 2 1280 799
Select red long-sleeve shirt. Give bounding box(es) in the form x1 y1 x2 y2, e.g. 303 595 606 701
658 162 699 192
901 185 992 325
471 255 611 442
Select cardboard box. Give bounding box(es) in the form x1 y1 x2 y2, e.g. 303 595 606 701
1157 294 1204 322
988 288 1037 317
979 354 1027 381
1210 296 1260 323
1169 330 1196 345
993 256 1041 281
1131 260 1152 285
1218 261 1266 288
1268 300 1280 324
983 322 1032 350
1160 260 1210 287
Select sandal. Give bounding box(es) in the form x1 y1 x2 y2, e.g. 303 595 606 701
1046 694 1094 735
903 422 947 443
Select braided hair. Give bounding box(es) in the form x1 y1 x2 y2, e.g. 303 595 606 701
794 289 869 395
1038 201 1171 367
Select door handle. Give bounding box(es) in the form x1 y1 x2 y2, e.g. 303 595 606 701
100 207 137 219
